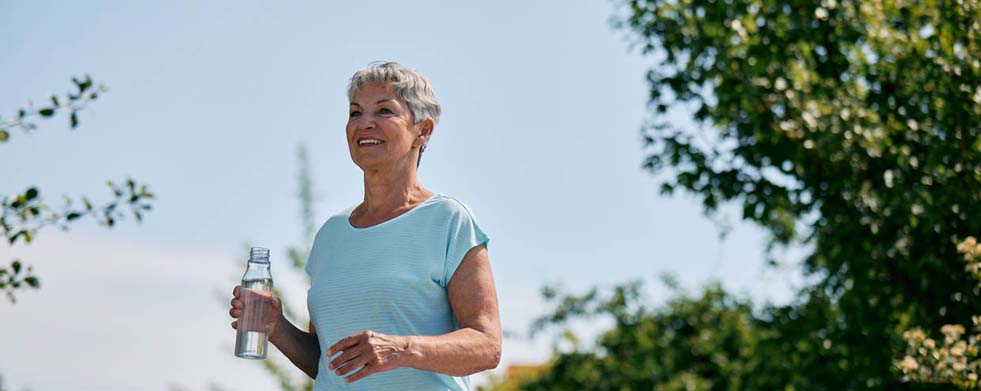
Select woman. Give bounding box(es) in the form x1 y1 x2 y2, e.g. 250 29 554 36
228 62 501 390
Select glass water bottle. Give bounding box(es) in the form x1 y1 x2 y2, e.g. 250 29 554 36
235 247 274 359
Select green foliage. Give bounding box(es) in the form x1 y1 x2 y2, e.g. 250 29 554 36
0 75 104 143
495 1 980 389
898 237 981 389
520 280 760 391
2 77 154 302
552 0 981 388
1 181 155 246
0 260 39 303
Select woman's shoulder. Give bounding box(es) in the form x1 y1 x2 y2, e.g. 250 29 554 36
426 193 479 218
314 206 357 233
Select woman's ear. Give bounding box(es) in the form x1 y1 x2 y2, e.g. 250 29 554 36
414 118 435 148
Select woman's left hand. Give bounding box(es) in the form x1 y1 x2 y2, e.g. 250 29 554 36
326 330 412 383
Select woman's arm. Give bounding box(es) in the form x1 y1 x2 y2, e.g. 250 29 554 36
403 244 502 374
269 319 321 379
326 244 501 382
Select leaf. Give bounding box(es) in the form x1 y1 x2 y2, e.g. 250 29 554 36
78 75 93 92
0 129 8 142
12 261 21 274
25 187 39 200
107 180 121 196
10 230 27 244
38 108 55 117
66 212 82 221
70 112 79 128
24 276 39 288
51 95 60 106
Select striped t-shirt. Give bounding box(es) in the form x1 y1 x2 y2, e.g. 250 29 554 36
304 193 489 391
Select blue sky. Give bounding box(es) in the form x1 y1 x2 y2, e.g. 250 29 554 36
0 1 805 390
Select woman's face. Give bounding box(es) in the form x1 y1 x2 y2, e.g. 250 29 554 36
346 82 430 171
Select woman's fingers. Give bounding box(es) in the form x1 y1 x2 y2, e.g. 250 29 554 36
229 285 244 319
231 320 238 329
328 347 362 372
327 330 371 356
343 364 376 383
334 354 370 376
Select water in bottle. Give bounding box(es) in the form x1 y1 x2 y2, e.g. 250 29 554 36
235 247 274 359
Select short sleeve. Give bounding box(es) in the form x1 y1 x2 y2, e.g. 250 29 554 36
304 235 319 278
442 205 489 287
304 217 335 278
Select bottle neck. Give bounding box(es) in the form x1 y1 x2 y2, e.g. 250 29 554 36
247 258 270 269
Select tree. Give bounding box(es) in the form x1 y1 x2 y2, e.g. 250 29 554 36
258 144 317 391
199 145 317 391
521 279 763 391
1 76 154 302
480 276 847 391
494 0 980 389
611 0 980 388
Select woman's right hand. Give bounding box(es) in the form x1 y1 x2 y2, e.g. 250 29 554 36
229 285 284 339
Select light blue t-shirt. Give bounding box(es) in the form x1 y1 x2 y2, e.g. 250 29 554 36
305 193 490 391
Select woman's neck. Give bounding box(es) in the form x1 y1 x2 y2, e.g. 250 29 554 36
360 165 431 214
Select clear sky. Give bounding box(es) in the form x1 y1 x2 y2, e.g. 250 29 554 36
0 1 806 390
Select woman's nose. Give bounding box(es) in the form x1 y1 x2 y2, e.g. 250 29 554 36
354 114 375 130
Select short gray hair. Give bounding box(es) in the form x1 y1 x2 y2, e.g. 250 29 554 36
346 62 441 125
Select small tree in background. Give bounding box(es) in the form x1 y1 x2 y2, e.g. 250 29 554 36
258 144 318 391
197 145 318 391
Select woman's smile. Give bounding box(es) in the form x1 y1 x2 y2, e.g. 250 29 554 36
357 137 386 147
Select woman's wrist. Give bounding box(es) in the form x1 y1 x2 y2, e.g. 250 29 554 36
398 335 422 369
268 312 290 346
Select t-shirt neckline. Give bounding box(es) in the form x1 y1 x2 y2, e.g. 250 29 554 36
346 192 440 231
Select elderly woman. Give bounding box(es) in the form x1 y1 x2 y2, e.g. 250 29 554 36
228 62 501 390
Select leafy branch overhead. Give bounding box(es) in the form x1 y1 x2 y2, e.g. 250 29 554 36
0 179 155 247
0 178 153 302
0 75 105 143
0 260 39 303
2 75 155 303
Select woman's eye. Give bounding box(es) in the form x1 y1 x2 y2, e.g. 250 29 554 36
349 111 361 118
379 108 393 114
